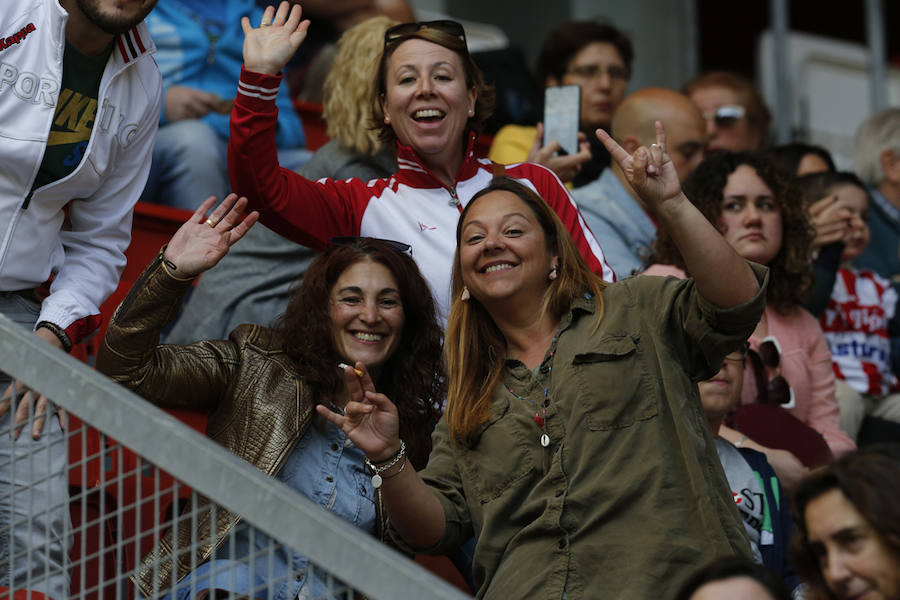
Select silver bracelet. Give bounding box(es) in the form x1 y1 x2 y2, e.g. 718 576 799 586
365 441 405 489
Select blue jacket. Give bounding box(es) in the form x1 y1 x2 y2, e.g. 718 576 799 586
571 169 656 277
146 0 305 148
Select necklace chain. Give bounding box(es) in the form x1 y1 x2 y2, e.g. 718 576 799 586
505 334 558 448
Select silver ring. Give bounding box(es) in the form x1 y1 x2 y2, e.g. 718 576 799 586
260 22 271 27
649 143 660 149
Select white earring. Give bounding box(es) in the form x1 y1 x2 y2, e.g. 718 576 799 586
461 286 470 301
549 265 558 281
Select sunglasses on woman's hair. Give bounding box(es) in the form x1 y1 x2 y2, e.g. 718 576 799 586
329 236 412 256
702 105 746 128
384 20 466 45
747 336 796 409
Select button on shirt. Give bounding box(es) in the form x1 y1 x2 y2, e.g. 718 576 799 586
178 421 376 599
399 266 768 600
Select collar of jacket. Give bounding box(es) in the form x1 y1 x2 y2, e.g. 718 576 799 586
394 130 480 187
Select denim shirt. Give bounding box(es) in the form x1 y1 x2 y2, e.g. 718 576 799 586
572 169 657 277
174 421 376 600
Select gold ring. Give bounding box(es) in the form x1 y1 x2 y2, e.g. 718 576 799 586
260 22 271 27
205 218 218 228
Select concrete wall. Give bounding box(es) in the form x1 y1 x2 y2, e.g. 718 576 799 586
409 0 698 93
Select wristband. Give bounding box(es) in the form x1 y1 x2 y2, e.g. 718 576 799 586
35 321 72 353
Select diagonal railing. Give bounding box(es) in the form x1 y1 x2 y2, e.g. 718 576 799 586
0 314 470 600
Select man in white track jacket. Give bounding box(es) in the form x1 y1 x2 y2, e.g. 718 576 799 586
0 1 160 596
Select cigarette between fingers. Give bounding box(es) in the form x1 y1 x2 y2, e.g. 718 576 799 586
338 363 364 377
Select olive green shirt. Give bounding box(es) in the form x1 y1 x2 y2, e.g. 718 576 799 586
404 263 768 600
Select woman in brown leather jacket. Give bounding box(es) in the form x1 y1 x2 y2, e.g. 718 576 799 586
96 195 444 599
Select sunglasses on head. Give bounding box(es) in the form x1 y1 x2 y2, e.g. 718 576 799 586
329 236 412 256
384 20 466 45
747 336 796 409
702 105 746 128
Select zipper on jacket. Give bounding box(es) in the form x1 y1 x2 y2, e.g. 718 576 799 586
448 186 460 207
21 190 35 210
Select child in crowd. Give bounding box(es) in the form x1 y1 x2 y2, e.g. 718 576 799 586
799 171 900 439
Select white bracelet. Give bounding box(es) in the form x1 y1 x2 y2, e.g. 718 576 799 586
735 435 747 448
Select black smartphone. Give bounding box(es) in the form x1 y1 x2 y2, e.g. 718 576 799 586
543 85 581 156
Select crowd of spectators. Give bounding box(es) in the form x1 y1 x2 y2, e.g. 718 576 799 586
2 1 900 599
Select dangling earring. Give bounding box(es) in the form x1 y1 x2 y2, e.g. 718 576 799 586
461 286 470 301
468 108 474 116
549 265 558 281
384 115 391 125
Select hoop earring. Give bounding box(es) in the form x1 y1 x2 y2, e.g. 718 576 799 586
461 286 470 301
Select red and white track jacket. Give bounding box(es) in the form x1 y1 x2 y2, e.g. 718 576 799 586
229 68 614 320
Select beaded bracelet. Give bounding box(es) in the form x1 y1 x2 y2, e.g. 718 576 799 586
365 440 405 489
35 321 72 353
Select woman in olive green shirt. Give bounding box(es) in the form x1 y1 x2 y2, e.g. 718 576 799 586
320 123 768 599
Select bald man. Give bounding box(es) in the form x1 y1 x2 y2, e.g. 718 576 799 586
573 87 706 276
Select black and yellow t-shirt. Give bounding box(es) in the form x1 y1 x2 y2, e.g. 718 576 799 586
32 40 112 190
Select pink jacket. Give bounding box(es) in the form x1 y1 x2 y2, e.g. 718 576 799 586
644 264 855 456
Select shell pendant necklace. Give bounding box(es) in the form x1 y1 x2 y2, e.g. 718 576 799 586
506 334 558 448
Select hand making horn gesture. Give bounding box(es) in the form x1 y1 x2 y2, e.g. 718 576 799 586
595 121 684 214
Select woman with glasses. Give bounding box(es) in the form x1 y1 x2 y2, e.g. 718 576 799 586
646 152 855 489
320 123 769 599
683 71 771 153
228 2 615 323
96 196 444 598
488 20 633 188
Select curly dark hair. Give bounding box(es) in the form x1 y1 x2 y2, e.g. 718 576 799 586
536 20 634 86
373 22 495 148
645 151 813 314
274 239 444 469
791 444 900 600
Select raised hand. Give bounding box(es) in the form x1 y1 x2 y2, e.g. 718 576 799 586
163 194 259 278
241 1 310 76
808 194 852 252
595 121 682 212
316 362 402 462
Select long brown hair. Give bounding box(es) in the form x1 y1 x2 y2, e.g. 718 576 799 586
646 151 813 314
791 444 900 600
444 178 607 445
275 239 444 468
